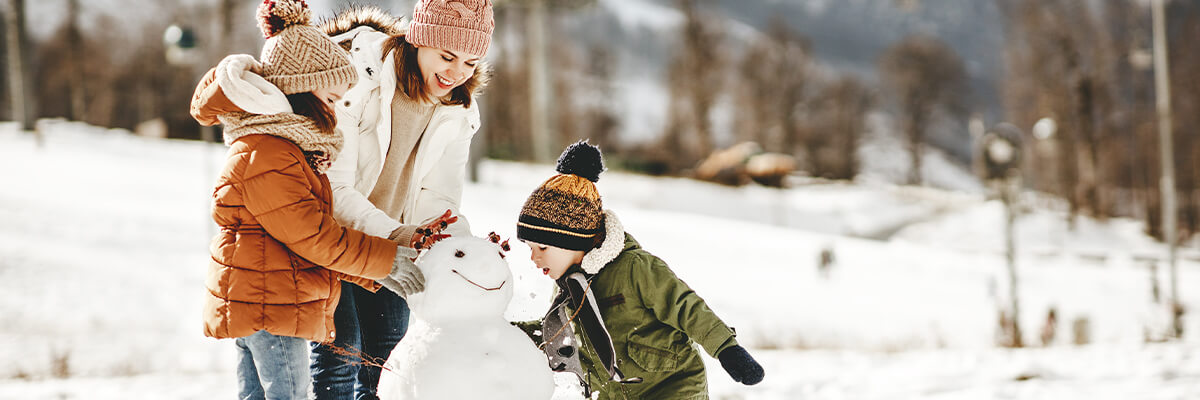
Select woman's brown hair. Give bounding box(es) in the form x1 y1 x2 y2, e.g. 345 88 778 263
380 35 489 108
287 92 337 135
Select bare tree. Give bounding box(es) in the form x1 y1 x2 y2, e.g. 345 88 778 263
219 0 237 54
0 17 6 119
482 0 594 162
550 29 581 151
479 5 531 160
810 76 872 180
35 3 135 128
64 0 84 120
1000 0 1124 224
662 0 725 173
4 0 35 134
1000 0 1200 338
579 43 619 151
878 34 967 186
735 16 810 157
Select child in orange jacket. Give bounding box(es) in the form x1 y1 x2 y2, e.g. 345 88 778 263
189 1 453 398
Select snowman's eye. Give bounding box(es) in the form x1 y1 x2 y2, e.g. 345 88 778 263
455 250 465 258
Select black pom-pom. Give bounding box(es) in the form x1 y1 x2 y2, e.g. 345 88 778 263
555 140 605 183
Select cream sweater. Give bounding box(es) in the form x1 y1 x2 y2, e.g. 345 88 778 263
367 89 437 242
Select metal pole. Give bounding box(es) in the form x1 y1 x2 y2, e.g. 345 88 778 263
527 0 552 162
1005 179 1023 347
1151 0 1180 338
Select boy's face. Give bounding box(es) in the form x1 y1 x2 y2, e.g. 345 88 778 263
524 240 585 280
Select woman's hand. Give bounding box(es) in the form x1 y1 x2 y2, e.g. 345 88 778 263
411 209 458 250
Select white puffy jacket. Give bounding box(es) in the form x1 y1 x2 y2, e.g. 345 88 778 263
327 28 480 239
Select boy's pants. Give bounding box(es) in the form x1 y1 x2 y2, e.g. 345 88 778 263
310 281 411 400
235 330 311 400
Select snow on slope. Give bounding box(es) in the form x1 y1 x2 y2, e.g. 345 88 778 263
1 122 1198 399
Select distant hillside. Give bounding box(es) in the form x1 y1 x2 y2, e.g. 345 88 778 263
704 0 1006 119
550 0 1005 161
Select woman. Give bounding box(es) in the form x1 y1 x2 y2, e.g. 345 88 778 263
313 1 494 398
188 0 447 398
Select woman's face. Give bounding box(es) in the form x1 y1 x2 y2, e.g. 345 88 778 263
312 82 351 110
524 240 585 280
415 46 480 99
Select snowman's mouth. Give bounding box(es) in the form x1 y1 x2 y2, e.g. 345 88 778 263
451 269 506 291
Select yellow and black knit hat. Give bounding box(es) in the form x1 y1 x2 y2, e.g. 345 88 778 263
517 141 606 251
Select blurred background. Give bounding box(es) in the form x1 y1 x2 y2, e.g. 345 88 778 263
4 0 1200 237
1 0 1199 398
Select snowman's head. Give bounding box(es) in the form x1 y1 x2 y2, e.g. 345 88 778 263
408 234 514 324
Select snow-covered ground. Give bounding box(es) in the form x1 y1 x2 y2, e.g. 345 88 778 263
1 121 1198 399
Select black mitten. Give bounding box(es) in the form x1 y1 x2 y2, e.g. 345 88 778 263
717 345 764 385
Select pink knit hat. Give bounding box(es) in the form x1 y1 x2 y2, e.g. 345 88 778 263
407 0 495 57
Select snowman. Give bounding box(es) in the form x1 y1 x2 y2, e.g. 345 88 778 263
377 234 555 400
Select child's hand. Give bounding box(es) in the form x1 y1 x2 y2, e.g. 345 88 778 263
382 246 424 297
717 345 764 385
411 210 458 251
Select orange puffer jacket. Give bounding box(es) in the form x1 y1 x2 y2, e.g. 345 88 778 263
205 134 397 342
193 64 397 343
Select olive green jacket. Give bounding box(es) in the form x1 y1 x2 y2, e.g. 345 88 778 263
526 210 739 400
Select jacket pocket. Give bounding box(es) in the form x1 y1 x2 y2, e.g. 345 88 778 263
626 333 681 373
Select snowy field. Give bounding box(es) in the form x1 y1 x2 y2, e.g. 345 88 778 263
1 121 1198 399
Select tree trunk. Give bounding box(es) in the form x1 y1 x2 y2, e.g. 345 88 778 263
526 0 553 162
220 0 235 55
906 109 927 186
5 0 35 135
66 0 84 121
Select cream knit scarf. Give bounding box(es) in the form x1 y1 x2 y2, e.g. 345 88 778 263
219 111 343 174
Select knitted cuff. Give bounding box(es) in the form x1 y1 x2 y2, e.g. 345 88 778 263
389 224 420 245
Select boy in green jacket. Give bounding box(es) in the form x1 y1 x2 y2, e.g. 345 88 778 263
515 141 764 399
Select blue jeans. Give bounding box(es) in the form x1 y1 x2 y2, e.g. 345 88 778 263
235 330 311 400
310 281 410 400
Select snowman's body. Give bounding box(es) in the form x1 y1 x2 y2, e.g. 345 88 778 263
378 236 554 400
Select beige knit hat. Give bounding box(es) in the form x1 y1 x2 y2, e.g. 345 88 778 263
408 0 495 57
256 0 357 95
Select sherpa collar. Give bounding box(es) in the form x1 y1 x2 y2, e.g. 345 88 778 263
580 209 624 275
214 54 292 115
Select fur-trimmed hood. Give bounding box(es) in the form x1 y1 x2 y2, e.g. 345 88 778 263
581 210 626 275
320 5 407 41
